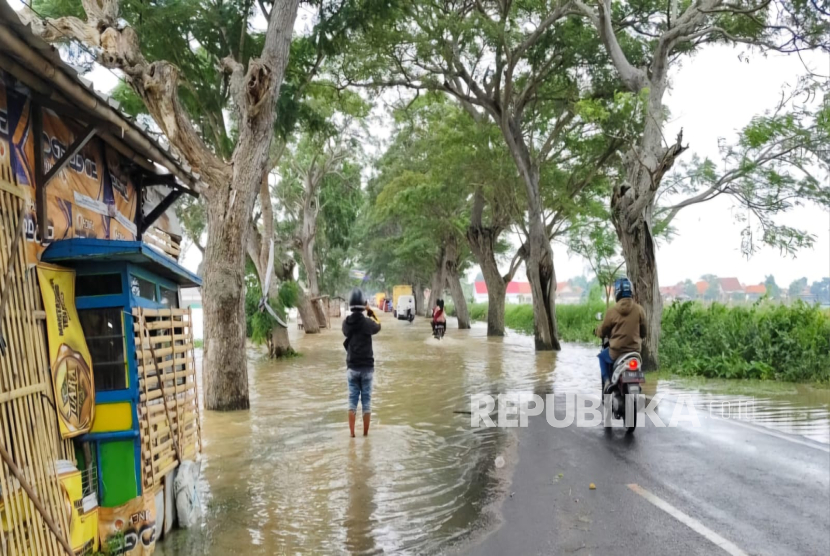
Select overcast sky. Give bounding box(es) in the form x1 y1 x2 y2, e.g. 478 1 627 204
31 1 826 288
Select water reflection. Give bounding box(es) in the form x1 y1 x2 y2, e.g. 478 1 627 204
157 314 830 555
344 440 377 554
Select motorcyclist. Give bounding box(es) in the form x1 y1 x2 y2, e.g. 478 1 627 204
432 299 446 334
595 278 647 390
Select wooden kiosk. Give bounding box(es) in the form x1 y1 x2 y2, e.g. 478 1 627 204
41 239 201 507
0 3 204 552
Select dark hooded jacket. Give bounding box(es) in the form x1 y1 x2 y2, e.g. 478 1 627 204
595 298 647 360
342 310 381 369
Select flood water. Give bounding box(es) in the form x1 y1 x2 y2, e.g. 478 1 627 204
157 311 830 555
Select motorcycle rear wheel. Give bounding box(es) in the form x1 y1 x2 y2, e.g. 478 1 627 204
625 385 641 434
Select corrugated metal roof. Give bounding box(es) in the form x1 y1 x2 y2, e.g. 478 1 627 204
0 3 205 193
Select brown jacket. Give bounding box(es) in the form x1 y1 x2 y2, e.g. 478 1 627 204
595 298 647 360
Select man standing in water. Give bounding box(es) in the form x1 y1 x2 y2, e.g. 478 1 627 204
343 289 381 437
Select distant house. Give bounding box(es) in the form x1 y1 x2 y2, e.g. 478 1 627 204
556 282 583 305
659 283 686 302
473 274 532 304
719 278 745 301
744 284 766 301
696 281 709 298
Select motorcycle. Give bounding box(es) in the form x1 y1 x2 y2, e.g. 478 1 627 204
432 321 446 340
597 313 644 433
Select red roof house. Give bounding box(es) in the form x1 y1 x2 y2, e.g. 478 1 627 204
745 284 766 295
473 278 532 302
745 284 766 300
719 277 744 295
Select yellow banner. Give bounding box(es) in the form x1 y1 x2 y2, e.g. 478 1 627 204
37 263 95 438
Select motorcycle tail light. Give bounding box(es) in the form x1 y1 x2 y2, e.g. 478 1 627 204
629 359 639 370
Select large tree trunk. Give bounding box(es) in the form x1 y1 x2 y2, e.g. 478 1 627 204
446 273 470 329
202 195 250 409
269 325 294 358
301 240 328 334
414 283 426 316
296 287 321 333
525 218 560 351
300 234 319 297
611 83 684 370
467 223 507 336
501 120 560 350
444 236 470 329
430 246 447 309
247 174 296 359
486 280 507 335
615 216 661 368
262 271 295 359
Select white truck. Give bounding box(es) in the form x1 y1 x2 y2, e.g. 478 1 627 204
395 295 415 322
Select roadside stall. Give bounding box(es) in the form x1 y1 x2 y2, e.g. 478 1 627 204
0 4 203 554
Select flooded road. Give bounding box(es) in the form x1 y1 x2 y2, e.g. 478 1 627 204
159 314 544 555
157 312 830 555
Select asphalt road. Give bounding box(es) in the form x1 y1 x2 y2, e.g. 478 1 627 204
463 394 830 556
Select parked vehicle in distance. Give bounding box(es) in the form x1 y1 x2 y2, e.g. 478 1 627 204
396 295 415 322
392 285 413 317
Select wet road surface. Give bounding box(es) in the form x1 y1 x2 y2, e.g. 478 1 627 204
466 392 830 556
158 311 830 555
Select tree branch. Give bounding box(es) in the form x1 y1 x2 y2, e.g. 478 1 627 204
574 0 647 91
19 2 231 188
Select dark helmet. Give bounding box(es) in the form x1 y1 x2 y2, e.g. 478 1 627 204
349 288 366 311
614 277 633 302
437 298 445 310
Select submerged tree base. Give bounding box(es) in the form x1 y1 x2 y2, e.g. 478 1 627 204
270 347 300 359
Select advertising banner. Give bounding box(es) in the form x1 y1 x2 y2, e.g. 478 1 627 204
36 263 95 438
1 78 143 262
105 145 138 241
41 108 109 240
98 493 158 556
0 81 39 265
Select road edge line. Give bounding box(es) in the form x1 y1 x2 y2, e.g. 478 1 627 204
627 483 749 556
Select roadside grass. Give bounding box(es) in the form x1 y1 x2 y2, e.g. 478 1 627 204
449 299 830 383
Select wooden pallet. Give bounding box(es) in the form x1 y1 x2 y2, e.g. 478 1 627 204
143 227 182 261
132 307 201 490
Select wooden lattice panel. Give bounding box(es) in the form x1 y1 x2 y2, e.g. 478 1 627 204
132 307 201 490
0 181 73 555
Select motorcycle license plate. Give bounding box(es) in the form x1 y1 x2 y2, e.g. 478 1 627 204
625 371 644 380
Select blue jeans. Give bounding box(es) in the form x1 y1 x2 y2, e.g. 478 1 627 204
598 348 615 384
347 368 374 414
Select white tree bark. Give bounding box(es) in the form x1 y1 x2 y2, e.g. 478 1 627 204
22 0 302 408
573 0 733 368
292 143 347 301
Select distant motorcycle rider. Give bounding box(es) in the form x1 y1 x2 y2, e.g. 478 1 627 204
432 299 446 331
595 278 647 390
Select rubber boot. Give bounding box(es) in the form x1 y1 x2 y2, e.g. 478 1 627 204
349 411 356 437
363 413 371 436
